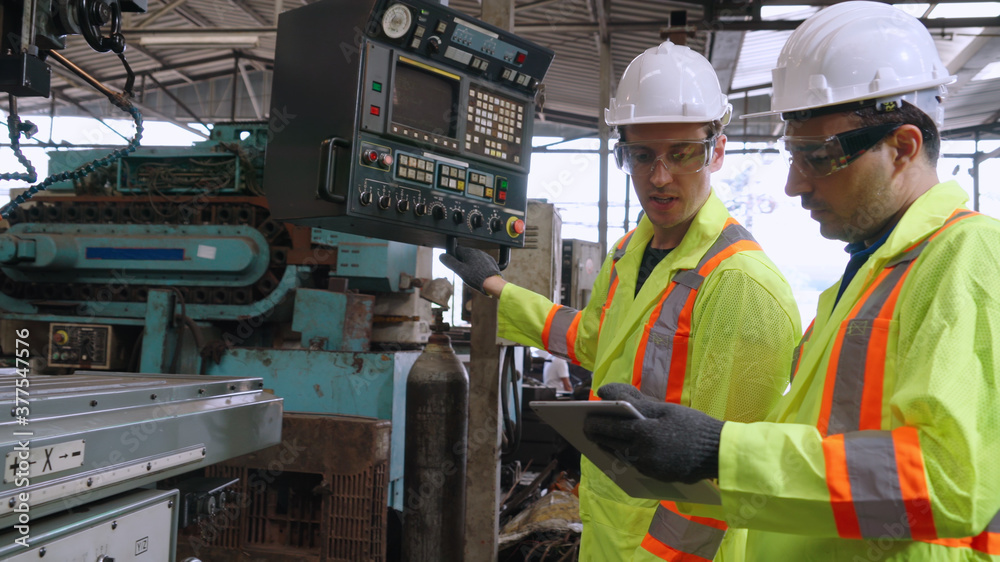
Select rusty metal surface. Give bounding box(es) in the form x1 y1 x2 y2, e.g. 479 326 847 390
177 412 390 562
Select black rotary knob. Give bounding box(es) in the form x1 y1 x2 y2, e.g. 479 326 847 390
452 210 464 224
432 205 446 220
470 212 483 229
378 194 392 209
359 192 373 206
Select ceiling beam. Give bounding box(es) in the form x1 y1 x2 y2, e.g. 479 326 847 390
515 0 565 12
122 27 277 36
230 0 271 25
708 31 744 94
49 64 208 138
514 16 1000 33
591 0 610 44
946 32 1000 96
135 0 192 29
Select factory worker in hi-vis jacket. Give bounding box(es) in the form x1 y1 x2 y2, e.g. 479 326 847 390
585 2 1000 561
439 39 801 562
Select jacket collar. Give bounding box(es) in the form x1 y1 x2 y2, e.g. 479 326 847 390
817 180 967 320
616 189 730 288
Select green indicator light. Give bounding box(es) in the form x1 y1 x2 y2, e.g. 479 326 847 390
421 9 429 14
500 179 508 188
372 81 382 92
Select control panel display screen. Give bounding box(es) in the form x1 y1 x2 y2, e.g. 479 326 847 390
392 59 459 139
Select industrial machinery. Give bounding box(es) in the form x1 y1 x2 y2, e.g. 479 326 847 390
561 238 603 310
264 0 554 256
0 370 282 560
0 121 448 559
0 0 553 558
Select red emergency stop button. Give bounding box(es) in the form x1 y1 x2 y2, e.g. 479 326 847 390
53 330 68 345
506 217 525 237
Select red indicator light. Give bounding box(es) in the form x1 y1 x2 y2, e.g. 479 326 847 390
370 105 381 116
515 52 526 64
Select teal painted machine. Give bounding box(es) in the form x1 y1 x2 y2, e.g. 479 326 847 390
0 123 446 510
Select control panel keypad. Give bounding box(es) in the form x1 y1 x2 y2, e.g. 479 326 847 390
438 164 466 192
466 172 492 199
466 86 524 165
397 154 435 185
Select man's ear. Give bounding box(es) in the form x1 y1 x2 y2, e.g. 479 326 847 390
885 124 923 169
709 134 727 173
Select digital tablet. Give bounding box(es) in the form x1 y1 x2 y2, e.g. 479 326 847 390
530 400 721 504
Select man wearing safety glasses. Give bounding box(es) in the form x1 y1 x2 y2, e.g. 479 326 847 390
584 2 1000 560
441 40 800 561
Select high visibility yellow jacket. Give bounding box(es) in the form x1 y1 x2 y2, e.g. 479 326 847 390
703 181 1000 560
498 191 801 561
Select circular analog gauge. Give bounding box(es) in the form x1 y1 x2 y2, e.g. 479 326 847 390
382 4 413 39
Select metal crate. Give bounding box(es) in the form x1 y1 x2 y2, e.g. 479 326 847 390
178 413 391 561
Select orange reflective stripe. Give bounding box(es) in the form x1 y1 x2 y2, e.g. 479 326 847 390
600 231 637 332
639 535 713 562
541 305 560 350
634 283 678 389
858 317 891 430
858 265 912 429
566 311 582 365
817 268 894 436
642 502 726 561
931 210 976 240
816 322 846 437
634 221 759 402
600 277 619 331
791 320 815 381
928 531 1000 554
665 291 699 403
822 433 863 539
893 427 937 540
696 239 760 276
659 501 728 531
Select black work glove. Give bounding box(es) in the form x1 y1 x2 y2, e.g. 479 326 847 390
438 246 501 296
583 383 724 484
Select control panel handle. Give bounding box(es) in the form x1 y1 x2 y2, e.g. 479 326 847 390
318 137 351 203
446 236 512 272
498 246 510 271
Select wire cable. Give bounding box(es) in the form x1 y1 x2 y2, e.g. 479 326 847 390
0 51 143 219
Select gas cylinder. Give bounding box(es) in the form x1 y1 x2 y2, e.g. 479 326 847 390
402 314 469 561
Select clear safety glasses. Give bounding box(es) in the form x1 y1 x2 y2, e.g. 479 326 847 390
613 138 717 176
779 122 904 178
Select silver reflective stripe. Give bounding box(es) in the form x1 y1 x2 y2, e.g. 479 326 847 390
608 231 636 288
547 306 579 359
639 286 695 400
673 270 703 290
647 503 726 560
638 222 758 400
636 223 756 399
843 431 911 540
790 324 814 381
704 223 756 268
985 510 1000 533
827 264 910 435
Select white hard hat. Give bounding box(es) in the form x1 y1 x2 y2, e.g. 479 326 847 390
743 1 956 126
605 40 732 127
